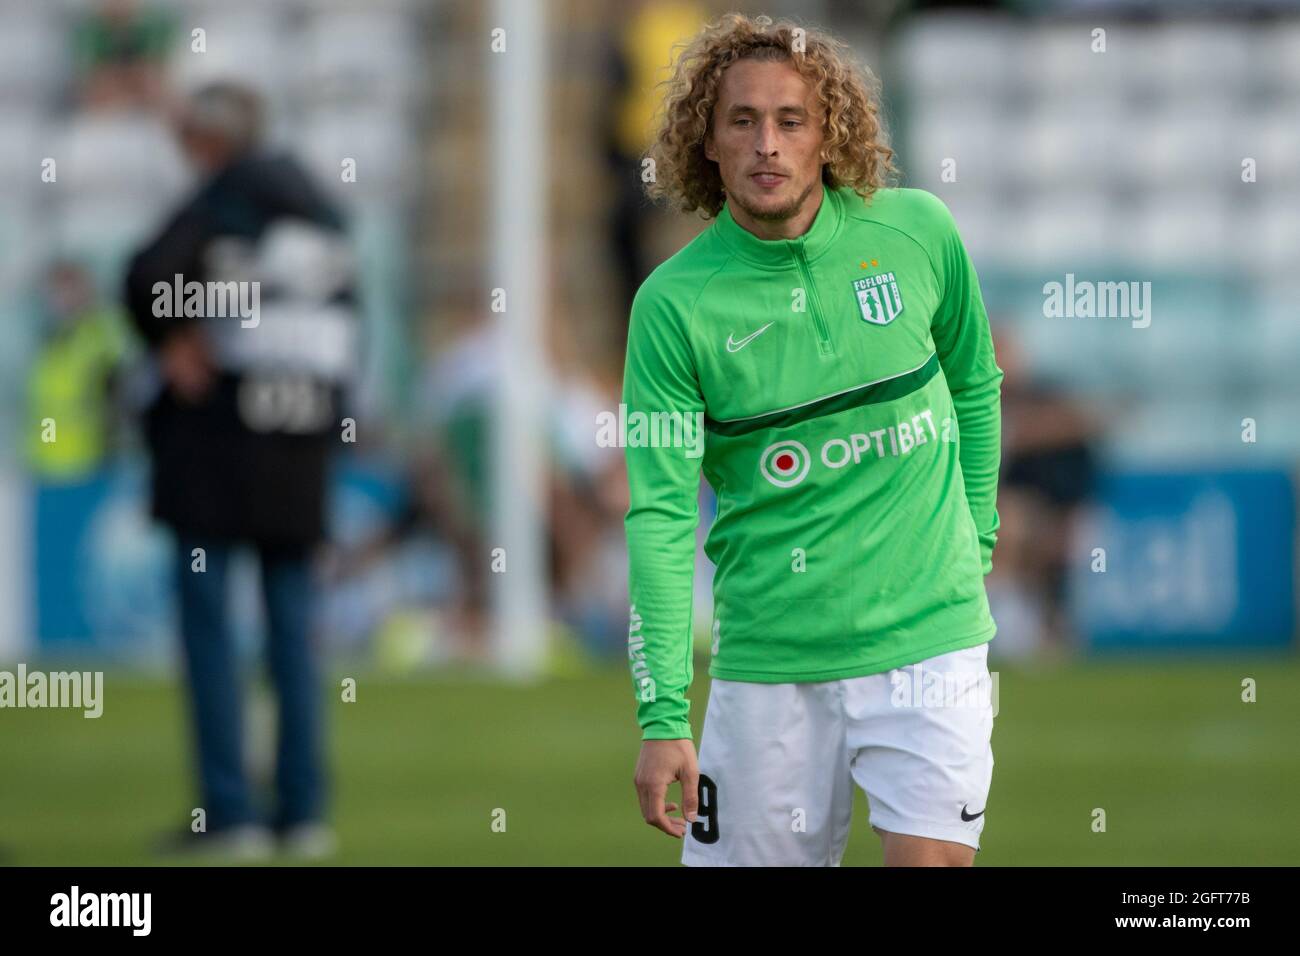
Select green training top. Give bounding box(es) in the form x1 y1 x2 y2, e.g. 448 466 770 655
622 183 1003 740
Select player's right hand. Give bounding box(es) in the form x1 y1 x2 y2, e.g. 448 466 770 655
633 738 699 839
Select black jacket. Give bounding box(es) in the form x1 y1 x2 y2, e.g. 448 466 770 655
124 151 358 545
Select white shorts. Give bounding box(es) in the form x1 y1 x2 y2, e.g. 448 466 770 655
682 642 994 866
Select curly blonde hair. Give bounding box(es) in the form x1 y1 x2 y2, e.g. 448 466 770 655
644 12 897 218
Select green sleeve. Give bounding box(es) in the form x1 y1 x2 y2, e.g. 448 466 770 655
622 283 705 740
928 199 1004 575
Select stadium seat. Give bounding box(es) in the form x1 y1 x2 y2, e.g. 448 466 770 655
298 111 415 203
166 11 289 103
295 10 420 108
895 16 1018 102
0 111 50 205
52 114 188 206
0 10 65 109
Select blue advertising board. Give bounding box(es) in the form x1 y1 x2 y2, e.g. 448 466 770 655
1071 468 1295 650
33 457 407 661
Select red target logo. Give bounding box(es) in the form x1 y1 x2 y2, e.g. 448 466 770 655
760 440 811 488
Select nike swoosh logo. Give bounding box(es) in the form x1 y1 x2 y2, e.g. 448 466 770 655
726 322 774 353
961 804 985 822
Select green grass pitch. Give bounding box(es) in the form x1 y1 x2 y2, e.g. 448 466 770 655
1 655 1296 865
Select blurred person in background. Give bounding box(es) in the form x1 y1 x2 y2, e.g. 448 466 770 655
600 0 712 351
986 328 1101 659
330 288 633 667
340 291 499 662
421 300 633 663
27 260 133 482
71 0 174 112
546 304 633 662
123 81 358 860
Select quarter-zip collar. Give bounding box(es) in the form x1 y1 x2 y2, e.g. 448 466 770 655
714 180 846 270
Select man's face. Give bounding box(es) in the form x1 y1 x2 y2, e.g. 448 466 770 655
176 122 227 173
704 58 826 223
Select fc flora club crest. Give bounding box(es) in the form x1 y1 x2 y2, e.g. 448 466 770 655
853 272 904 325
